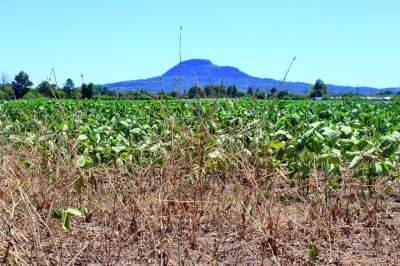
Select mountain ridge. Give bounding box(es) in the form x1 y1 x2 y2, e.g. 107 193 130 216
104 59 399 95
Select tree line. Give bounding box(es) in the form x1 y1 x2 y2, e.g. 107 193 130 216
186 79 329 100
0 71 103 100
0 70 332 101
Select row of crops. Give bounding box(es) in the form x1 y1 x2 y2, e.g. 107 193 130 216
0 99 399 184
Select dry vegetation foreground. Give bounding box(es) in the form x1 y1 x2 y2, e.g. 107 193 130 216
1 143 400 265
1 99 400 265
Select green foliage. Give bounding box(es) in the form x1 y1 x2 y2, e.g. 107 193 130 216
308 242 319 264
283 93 308 100
253 88 265 99
270 87 278 97
277 91 289 99
51 207 82 231
187 86 204 98
72 88 82 99
36 81 67 99
12 71 33 99
0 99 399 188
309 79 328 98
204 85 219 98
23 90 46 99
52 89 67 99
246 87 254 97
81 83 94 99
217 84 226 98
63 78 75 98
226 85 239 98
95 86 116 96
0 84 15 100
37 81 56 97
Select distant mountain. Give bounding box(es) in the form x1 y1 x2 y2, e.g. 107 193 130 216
104 59 399 95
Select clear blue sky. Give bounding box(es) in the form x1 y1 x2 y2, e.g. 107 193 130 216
1 0 399 88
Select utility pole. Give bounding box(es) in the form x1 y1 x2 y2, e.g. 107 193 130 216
178 26 183 96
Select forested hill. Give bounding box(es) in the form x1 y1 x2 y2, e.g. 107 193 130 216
104 59 399 95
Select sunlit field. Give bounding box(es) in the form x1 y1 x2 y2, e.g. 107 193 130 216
1 99 400 264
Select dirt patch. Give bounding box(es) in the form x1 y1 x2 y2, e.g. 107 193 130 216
1 146 400 265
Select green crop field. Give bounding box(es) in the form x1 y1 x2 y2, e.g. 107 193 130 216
1 99 399 177
1 99 400 264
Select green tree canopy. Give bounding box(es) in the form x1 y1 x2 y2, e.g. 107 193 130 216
270 87 278 97
309 79 328 98
227 85 239 98
277 91 289 99
254 88 265 99
204 85 218 98
0 84 14 100
247 87 254 97
12 71 33 99
188 86 204 98
218 84 226 98
81 83 94 99
63 78 75 98
37 81 56 97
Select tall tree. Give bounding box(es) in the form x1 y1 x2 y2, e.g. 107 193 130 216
204 85 213 98
81 83 94 99
227 85 238 98
255 88 265 99
37 81 56 97
247 87 254 97
188 86 203 98
270 87 278 97
63 78 74 98
231 85 238 97
277 91 289 99
217 85 225 98
309 79 328 98
12 71 33 99
87 83 95 99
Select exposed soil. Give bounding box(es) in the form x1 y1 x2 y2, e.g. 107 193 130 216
1 146 400 265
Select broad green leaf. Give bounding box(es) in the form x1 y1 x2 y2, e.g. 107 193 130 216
340 126 352 136
76 156 86 168
349 155 361 168
78 134 88 141
65 208 82 217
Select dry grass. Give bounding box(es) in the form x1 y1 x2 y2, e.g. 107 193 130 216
1 134 400 266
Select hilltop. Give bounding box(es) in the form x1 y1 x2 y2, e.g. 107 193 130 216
105 59 399 95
